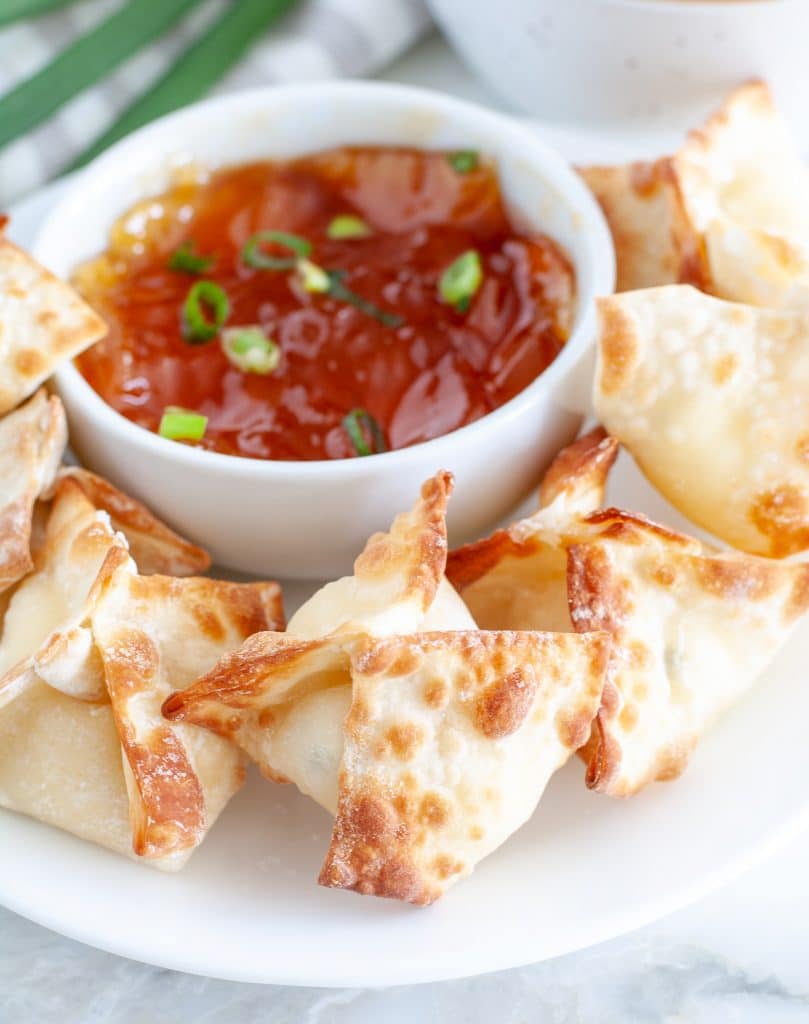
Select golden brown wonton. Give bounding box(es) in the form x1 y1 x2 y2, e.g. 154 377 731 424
0 230 106 414
451 431 809 797
0 388 66 593
54 466 210 576
0 478 283 868
594 286 809 557
581 81 809 306
447 428 618 631
164 472 611 903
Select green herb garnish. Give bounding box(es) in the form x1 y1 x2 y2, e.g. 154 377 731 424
241 230 311 270
326 271 403 328
439 250 483 312
448 150 480 174
168 241 214 275
327 214 372 240
297 259 331 294
158 406 207 442
182 280 229 343
222 326 280 375
342 408 387 456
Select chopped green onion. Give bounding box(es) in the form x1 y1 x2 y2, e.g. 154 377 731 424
439 250 483 312
241 230 311 270
222 326 280 375
448 150 480 174
182 280 229 343
158 407 207 442
297 259 331 294
168 241 214 275
326 271 404 328
342 409 387 456
327 214 372 240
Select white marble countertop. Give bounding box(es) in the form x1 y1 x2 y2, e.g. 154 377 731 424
3 32 809 1024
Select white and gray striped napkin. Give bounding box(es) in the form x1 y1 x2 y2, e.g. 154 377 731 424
0 0 431 206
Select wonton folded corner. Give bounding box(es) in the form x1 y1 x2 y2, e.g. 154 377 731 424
0 476 283 868
448 431 809 798
0 225 106 414
581 80 809 308
163 471 611 904
594 286 809 559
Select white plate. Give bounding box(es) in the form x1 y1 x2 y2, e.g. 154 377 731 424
2 175 809 988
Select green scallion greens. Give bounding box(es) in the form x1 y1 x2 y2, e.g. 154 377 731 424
241 230 311 270
168 241 214 275
70 0 299 170
0 0 202 152
439 250 483 312
182 280 229 343
327 214 372 240
221 326 280 375
0 0 74 28
342 408 387 457
158 406 207 442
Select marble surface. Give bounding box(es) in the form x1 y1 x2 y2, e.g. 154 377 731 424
3 31 809 1023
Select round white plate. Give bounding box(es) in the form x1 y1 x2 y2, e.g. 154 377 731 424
3 175 809 988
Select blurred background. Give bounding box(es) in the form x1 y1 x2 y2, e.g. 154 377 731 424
1 0 805 207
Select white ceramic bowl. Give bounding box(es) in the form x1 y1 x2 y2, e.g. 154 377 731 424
429 0 809 125
34 82 613 579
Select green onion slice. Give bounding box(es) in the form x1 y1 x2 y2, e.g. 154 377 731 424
327 214 372 240
158 406 208 442
448 150 480 174
439 250 483 312
342 408 387 456
182 280 229 343
297 259 331 294
168 241 215 275
222 326 280 375
327 271 404 328
241 230 311 270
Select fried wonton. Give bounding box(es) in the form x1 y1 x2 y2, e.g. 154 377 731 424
164 628 609 904
164 472 610 902
0 479 283 868
55 467 210 576
287 470 473 639
446 428 618 630
454 429 809 797
568 509 809 796
0 231 106 414
594 286 809 557
581 81 809 306
0 388 67 592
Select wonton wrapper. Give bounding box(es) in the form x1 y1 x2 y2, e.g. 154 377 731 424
55 466 210 576
595 286 809 557
164 628 609 904
0 231 106 414
287 470 472 639
0 478 283 868
453 430 809 796
447 428 618 631
164 472 610 902
179 471 475 812
581 81 809 306
567 510 809 796
0 388 66 592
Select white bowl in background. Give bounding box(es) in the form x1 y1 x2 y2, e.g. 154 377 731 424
428 0 808 126
34 81 613 579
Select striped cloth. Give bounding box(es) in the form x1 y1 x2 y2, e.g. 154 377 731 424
0 0 431 206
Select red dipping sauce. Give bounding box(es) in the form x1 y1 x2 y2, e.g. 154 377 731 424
73 148 575 461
